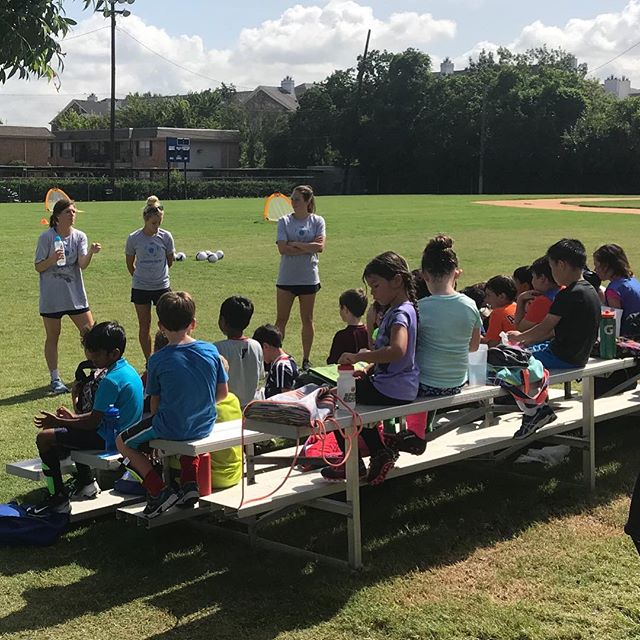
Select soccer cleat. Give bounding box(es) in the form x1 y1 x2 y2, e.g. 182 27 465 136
321 458 367 482
513 405 557 439
142 486 178 519
389 430 427 456
69 480 101 501
50 378 69 395
367 447 397 486
175 481 200 508
27 492 71 516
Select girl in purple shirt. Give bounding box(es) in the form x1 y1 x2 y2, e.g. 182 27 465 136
322 252 419 486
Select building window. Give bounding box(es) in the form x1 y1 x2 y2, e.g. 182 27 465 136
60 142 73 159
137 140 152 157
49 143 54 158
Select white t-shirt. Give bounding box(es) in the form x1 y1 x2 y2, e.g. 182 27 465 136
35 227 89 314
214 337 264 408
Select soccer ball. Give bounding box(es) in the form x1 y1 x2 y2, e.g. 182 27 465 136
207 253 218 263
205 250 214 256
175 251 186 261
215 250 224 260
196 251 208 261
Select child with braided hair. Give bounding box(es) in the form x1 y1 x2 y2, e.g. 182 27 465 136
322 251 419 485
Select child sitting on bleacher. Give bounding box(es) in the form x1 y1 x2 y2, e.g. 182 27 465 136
507 238 601 437
252 324 299 397
513 265 533 296
514 256 561 334
326 288 369 364
482 275 517 347
30 322 143 514
322 251 419 485
116 291 228 519
391 235 482 455
215 296 263 408
593 243 640 324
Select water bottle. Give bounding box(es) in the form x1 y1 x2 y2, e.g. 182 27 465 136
54 235 66 266
102 404 120 452
336 364 356 410
599 309 617 359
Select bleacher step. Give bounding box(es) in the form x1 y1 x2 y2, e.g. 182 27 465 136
70 489 143 522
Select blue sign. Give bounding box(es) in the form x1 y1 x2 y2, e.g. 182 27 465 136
166 137 191 163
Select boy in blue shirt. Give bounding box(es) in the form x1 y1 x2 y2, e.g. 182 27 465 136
31 322 143 514
117 291 228 519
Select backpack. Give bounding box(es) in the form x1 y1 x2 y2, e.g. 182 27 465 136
0 503 68 546
72 360 107 414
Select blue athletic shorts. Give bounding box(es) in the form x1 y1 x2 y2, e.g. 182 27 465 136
529 342 575 370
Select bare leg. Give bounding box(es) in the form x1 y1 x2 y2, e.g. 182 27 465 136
133 303 153 363
299 293 317 362
69 310 94 336
42 317 62 376
116 434 153 479
275 288 296 341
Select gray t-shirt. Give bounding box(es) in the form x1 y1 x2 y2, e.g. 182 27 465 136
125 228 175 290
276 213 326 286
35 227 89 314
214 337 264 408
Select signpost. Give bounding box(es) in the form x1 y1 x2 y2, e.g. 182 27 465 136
166 137 191 198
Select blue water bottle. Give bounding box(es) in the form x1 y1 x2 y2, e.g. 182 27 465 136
102 404 120 452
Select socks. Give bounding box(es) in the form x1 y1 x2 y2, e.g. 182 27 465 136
50 369 60 382
179 455 199 485
142 469 165 497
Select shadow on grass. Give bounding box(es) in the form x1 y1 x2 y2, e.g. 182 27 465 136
0 418 638 638
0 386 56 407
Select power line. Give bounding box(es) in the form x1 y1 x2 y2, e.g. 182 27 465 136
588 38 640 75
63 25 110 41
117 26 254 91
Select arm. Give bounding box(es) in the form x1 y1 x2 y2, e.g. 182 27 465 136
514 290 537 328
78 243 101 269
149 395 160 415
126 254 136 277
604 289 622 309
289 235 325 254
34 409 102 432
35 252 61 273
507 313 561 346
339 324 408 365
469 326 481 352
166 251 174 268
216 382 228 402
276 240 306 256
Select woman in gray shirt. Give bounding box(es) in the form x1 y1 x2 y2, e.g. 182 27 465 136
275 185 326 370
125 195 175 363
35 198 101 394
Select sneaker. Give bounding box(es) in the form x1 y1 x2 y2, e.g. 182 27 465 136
513 405 557 439
69 480 101 501
302 359 311 372
175 481 200 508
367 447 397 486
50 378 69 395
27 492 71 516
389 430 427 456
321 458 367 482
142 486 178 519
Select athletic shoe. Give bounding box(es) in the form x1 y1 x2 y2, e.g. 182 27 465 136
175 481 200 508
389 430 427 456
321 458 367 482
513 405 558 439
69 480 101 501
50 378 69 395
27 492 71 516
302 359 311 372
367 447 397 486
142 486 178 519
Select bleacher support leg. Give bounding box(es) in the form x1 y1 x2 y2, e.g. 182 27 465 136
245 443 256 485
582 376 595 491
345 418 363 570
564 381 572 400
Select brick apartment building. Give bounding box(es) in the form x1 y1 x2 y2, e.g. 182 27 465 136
0 126 55 165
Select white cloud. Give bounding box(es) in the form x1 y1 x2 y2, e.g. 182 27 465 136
0 0 455 127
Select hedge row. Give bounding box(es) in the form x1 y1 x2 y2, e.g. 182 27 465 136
0 177 299 202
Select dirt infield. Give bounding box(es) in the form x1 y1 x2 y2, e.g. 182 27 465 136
476 196 640 214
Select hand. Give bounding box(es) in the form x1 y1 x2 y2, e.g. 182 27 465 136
90 242 101 254
54 249 64 262
506 330 523 344
353 369 366 379
517 290 540 304
56 406 74 419
338 352 359 365
34 411 60 429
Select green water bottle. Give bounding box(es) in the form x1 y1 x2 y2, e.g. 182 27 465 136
599 309 617 359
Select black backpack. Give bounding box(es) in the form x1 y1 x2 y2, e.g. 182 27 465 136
72 360 107 414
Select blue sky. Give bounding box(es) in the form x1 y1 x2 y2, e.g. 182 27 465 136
3 0 639 126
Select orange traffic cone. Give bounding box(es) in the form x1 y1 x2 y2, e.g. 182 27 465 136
40 218 48 225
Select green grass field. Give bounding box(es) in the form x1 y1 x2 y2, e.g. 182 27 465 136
2 194 640 639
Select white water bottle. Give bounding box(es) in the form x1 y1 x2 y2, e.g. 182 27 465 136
54 235 66 266
337 364 356 410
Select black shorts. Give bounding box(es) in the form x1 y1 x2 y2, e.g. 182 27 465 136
356 374 413 406
276 283 321 297
54 426 105 451
131 288 171 305
41 307 90 320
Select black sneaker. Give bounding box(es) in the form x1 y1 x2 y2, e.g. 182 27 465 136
389 430 427 456
367 447 397 486
321 458 367 482
27 492 71 516
142 486 178 519
175 481 200 508
302 359 311 372
513 405 557 439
